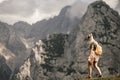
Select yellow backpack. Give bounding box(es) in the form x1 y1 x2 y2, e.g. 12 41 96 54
95 44 102 56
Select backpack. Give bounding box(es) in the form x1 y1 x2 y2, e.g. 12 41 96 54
95 44 102 56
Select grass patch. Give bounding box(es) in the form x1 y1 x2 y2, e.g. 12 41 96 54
80 75 120 80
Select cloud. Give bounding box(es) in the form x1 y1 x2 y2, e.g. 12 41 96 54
0 0 76 24
0 0 119 24
0 9 54 24
0 0 36 17
103 0 119 9
0 0 4 3
80 0 119 9
37 0 76 14
0 0 76 17
67 0 99 19
115 0 120 14
66 0 87 19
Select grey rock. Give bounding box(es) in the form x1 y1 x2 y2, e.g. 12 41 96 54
13 21 32 38
30 6 79 40
0 55 12 80
0 21 10 45
11 34 68 80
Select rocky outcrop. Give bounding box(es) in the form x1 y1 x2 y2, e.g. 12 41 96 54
11 34 68 80
0 43 17 80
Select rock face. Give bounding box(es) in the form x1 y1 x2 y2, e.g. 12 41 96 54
11 34 68 80
0 22 10 45
7 21 33 67
30 6 79 40
0 43 16 71
13 21 32 38
0 43 16 80
65 1 120 77
0 21 32 80
0 55 12 80
8 21 32 54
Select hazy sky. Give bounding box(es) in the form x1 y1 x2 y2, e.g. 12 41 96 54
0 0 119 24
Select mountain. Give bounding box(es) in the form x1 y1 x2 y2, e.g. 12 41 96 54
0 21 29 80
0 21 10 45
1 0 120 80
13 21 32 38
0 5 80 80
11 34 68 80
7 21 33 59
6 6 80 42
64 0 120 77
30 6 80 40
0 43 17 80
0 21 33 80
10 1 120 80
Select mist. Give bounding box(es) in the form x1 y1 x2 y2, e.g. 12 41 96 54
0 0 119 24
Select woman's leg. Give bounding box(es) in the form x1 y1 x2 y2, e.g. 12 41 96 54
93 61 102 77
88 51 94 78
88 61 92 78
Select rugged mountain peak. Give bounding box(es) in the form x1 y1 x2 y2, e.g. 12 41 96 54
59 6 71 16
12 21 32 38
85 1 120 21
89 1 110 9
77 0 120 35
30 5 79 40
13 21 31 26
64 0 120 77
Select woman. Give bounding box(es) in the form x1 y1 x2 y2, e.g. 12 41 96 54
87 33 103 78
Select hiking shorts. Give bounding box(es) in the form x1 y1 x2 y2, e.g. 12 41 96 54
88 50 100 62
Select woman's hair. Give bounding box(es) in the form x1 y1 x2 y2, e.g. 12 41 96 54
87 33 93 41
